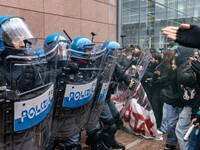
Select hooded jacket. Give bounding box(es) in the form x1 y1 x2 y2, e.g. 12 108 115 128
175 46 198 106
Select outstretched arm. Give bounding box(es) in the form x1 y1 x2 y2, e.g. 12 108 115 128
161 24 200 49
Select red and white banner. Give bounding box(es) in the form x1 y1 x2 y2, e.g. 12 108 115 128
112 83 162 139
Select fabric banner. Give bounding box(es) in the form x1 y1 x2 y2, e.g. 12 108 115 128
112 83 162 139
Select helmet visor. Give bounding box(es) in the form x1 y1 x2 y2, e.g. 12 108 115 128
0 17 37 47
70 45 106 60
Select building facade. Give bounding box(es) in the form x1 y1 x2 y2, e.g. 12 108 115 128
0 0 117 46
118 0 200 51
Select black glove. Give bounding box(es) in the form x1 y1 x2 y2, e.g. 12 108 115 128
109 81 118 94
63 62 79 74
18 66 35 92
0 90 18 100
191 60 200 87
176 24 200 49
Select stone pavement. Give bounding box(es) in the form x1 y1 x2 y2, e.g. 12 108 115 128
81 129 180 150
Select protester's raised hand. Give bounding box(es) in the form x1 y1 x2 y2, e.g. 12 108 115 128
161 24 200 49
161 26 179 41
161 24 190 40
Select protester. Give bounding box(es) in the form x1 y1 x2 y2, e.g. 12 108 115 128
162 24 200 150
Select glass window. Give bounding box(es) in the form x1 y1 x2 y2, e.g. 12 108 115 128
187 0 194 5
178 0 186 13
168 0 177 9
187 4 194 17
167 21 178 26
168 8 177 19
155 3 167 20
155 0 166 5
178 12 187 23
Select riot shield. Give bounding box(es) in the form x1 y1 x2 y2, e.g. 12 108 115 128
0 43 58 150
85 48 119 132
119 51 152 114
50 45 106 140
111 51 159 138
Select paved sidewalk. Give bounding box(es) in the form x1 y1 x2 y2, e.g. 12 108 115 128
81 129 180 150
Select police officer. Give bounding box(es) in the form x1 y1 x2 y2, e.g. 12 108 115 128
0 15 46 97
44 33 79 150
85 40 135 150
46 35 98 150
0 15 50 150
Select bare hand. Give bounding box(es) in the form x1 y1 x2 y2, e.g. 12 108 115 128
191 118 200 128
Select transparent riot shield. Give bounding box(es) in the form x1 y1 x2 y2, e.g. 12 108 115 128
117 48 133 69
111 51 159 138
85 48 119 132
119 51 152 115
0 42 58 150
50 45 106 140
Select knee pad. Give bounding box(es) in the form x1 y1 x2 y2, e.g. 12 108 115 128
103 123 117 134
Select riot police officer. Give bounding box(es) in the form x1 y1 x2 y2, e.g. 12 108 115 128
0 15 46 94
85 40 135 150
46 35 101 150
44 33 79 150
0 15 53 150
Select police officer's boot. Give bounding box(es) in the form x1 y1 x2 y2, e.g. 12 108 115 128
85 129 105 150
112 139 125 150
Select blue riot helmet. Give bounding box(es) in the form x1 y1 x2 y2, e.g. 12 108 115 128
70 36 94 58
0 15 37 51
44 33 70 60
44 33 68 47
102 40 121 51
102 40 121 57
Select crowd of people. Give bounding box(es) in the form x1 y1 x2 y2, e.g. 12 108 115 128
0 14 200 150
109 23 200 150
132 24 200 150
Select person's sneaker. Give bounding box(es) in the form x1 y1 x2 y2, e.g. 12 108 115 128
112 139 125 150
164 144 177 150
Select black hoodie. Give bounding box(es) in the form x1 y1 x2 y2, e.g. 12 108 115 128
175 46 198 106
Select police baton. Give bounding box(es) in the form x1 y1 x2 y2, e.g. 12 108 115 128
63 29 72 42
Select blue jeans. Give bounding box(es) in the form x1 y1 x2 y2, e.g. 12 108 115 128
188 129 198 150
160 103 171 133
166 105 182 146
175 106 192 150
100 99 119 122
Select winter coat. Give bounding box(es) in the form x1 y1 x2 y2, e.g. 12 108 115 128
175 46 198 106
